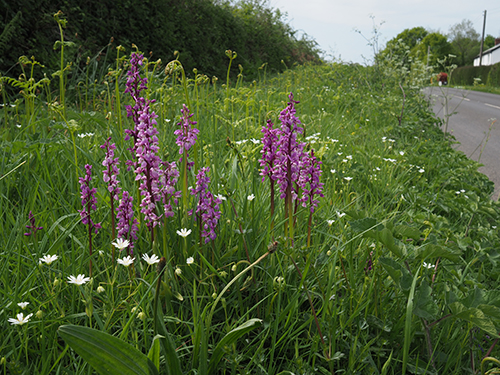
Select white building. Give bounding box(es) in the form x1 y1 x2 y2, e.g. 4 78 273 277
474 39 500 66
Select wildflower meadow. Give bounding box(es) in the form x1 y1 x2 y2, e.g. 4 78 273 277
2 25 500 375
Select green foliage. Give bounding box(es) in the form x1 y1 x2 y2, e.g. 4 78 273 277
0 0 320 82
486 62 500 87
58 325 159 375
2 38 500 374
377 27 428 68
0 11 22 58
452 64 493 85
448 19 481 66
412 32 453 69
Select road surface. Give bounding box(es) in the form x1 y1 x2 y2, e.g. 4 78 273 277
425 87 500 200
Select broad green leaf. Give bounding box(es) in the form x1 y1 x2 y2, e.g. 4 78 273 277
208 318 262 374
349 217 381 233
58 325 158 375
379 257 402 285
402 266 421 375
413 280 438 320
393 225 420 241
379 257 412 291
415 244 461 262
378 228 402 258
449 302 500 338
155 308 182 375
148 335 162 371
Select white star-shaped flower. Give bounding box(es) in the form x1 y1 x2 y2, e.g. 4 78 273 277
112 238 130 250
8 312 33 325
247 194 255 201
117 256 135 267
39 254 59 265
186 257 194 265
67 274 91 285
344 177 353 181
17 302 29 310
418 168 425 173
216 194 226 201
142 253 160 265
327 220 335 226
177 228 192 237
336 211 346 218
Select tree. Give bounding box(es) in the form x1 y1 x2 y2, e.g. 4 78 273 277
448 19 480 66
484 35 496 50
411 32 453 69
377 27 428 67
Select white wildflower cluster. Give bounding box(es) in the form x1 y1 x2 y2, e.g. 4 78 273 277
77 133 95 138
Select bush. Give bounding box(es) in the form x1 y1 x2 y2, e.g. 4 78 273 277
451 65 492 85
0 0 321 82
486 62 500 87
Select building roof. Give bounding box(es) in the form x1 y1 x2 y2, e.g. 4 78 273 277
475 43 500 58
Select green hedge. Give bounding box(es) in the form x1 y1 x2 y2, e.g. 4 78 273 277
451 65 492 85
0 0 320 81
486 62 500 87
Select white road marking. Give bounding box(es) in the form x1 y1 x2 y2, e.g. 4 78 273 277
485 103 500 110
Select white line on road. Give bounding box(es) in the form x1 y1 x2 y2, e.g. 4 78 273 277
485 103 500 110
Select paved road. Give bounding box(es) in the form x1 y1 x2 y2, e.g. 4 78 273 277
424 87 500 200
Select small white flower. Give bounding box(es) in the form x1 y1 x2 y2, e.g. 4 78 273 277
165 118 171 122
97 286 105 293
332 139 339 143
455 191 461 195
186 257 194 265
247 194 255 201
39 254 58 265
216 194 226 201
346 155 352 160
142 253 160 265
460 189 465 193
337 152 343 156
382 137 387 142
423 262 434 269
342 159 348 163
17 302 29 310
177 228 192 237
493 226 497 229
337 211 346 218
250 138 260 144
117 256 135 267
344 177 353 181
327 220 335 226
388 139 395 143
175 267 182 276
8 313 33 325
16 124 22 128
399 151 405 156
67 274 91 285
112 238 130 250
418 168 425 173
330 169 336 174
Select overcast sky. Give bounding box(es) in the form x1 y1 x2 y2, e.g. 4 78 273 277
270 0 500 64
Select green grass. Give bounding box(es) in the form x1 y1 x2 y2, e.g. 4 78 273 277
450 84 500 95
1 50 500 375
